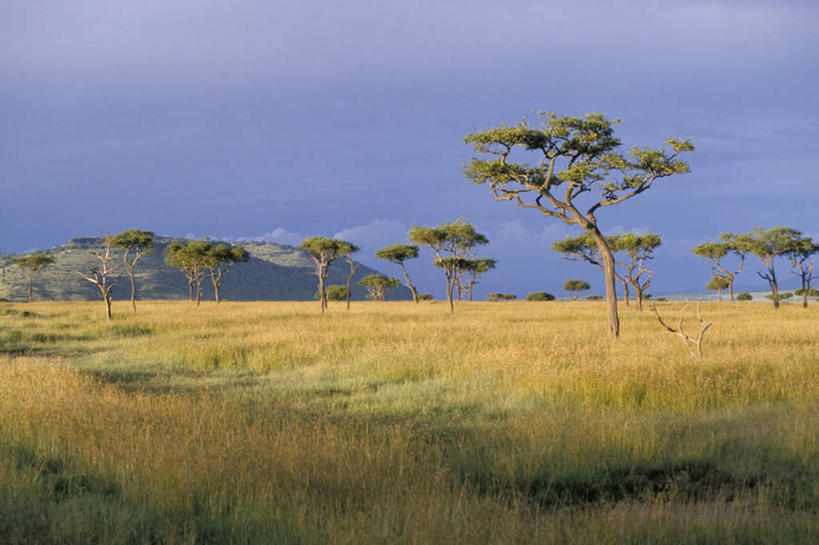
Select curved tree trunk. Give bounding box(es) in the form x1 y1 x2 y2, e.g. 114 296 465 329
591 229 620 338
399 263 419 303
617 276 630 305
129 267 137 313
27 271 34 303
727 277 735 302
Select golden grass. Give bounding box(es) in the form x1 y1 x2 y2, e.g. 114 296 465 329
0 300 817 543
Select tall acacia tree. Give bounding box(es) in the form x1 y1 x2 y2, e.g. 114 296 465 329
299 237 355 313
11 253 55 303
744 226 803 309
112 229 155 313
552 232 630 303
76 235 118 320
612 233 660 311
203 243 249 303
375 244 420 303
165 239 210 305
786 236 818 308
409 220 488 312
465 112 693 337
691 233 749 302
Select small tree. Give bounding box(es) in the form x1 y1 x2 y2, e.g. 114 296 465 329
460 258 497 301
75 235 118 320
742 227 803 309
112 229 155 313
409 220 488 312
203 243 249 303
11 253 55 303
736 292 753 301
488 293 516 301
299 237 353 313
612 233 660 311
526 291 555 301
375 244 420 303
691 233 749 302
165 239 209 305
706 275 730 302
563 279 590 301
358 274 400 301
552 232 631 304
465 112 693 337
586 294 604 301
786 236 818 308
339 242 360 311
325 285 349 301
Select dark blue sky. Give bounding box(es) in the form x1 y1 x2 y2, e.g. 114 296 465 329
2 1 818 298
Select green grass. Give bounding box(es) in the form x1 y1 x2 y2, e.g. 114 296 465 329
0 300 817 544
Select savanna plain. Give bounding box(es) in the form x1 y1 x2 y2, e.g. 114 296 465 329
0 300 817 544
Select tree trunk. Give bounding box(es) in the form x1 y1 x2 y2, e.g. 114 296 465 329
591 229 620 338
803 289 809 308
635 287 643 311
400 263 418 303
129 268 137 313
27 271 34 303
318 274 326 314
445 269 455 313
618 277 630 305
210 269 221 303
195 276 202 307
188 276 194 301
727 278 735 302
717 287 722 302
346 262 355 311
105 294 112 320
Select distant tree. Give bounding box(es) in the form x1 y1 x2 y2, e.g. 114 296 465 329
339 242 360 311
736 292 753 301
552 232 631 304
585 294 604 301
11 253 55 303
786 236 818 308
409 220 488 312
766 291 793 302
165 239 210 305
417 293 434 301
793 287 819 297
375 244 420 303
563 279 590 301
611 233 661 311
75 235 118 320
299 237 354 313
464 112 693 337
706 275 730 302
489 293 516 301
459 258 497 301
526 292 555 301
324 285 349 302
112 229 155 313
203 243 249 303
358 274 400 301
742 227 804 309
691 233 750 302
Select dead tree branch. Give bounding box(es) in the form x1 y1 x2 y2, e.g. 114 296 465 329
651 298 712 358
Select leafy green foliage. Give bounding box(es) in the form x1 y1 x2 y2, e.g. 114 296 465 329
526 292 554 301
585 295 604 301
375 244 419 263
358 274 400 301
488 293 517 301
320 285 349 301
736 293 753 301
706 276 730 291
563 279 590 298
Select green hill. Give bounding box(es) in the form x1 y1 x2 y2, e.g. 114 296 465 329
0 237 412 302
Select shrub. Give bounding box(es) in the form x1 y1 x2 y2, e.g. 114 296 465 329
488 293 517 302
737 292 753 301
417 293 434 301
525 292 554 301
585 295 604 301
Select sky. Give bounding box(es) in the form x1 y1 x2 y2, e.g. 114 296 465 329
2 0 818 299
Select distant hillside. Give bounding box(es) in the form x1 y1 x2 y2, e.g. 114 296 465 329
0 237 412 302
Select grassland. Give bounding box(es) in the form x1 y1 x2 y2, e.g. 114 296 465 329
0 300 816 544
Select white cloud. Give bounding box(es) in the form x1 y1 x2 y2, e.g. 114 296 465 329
332 219 409 252
239 228 305 247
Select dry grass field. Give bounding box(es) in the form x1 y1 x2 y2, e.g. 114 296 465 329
0 300 817 544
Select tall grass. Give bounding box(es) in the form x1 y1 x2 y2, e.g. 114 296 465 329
0 301 817 543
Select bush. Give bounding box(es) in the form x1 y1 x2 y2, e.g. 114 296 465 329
488 293 517 302
316 285 349 301
585 295 604 301
794 287 819 297
737 292 753 301
417 293 434 301
765 292 793 301
525 292 554 301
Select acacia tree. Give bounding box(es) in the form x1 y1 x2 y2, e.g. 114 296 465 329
358 274 400 301
743 226 803 309
203 243 249 303
409 220 488 312
76 235 118 320
552 232 630 303
706 275 730 302
375 244 420 303
563 279 590 300
460 258 497 301
11 253 55 303
340 242 360 311
612 233 660 311
112 229 155 314
165 239 209 305
691 233 749 302
465 112 693 337
787 236 818 308
299 237 355 313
